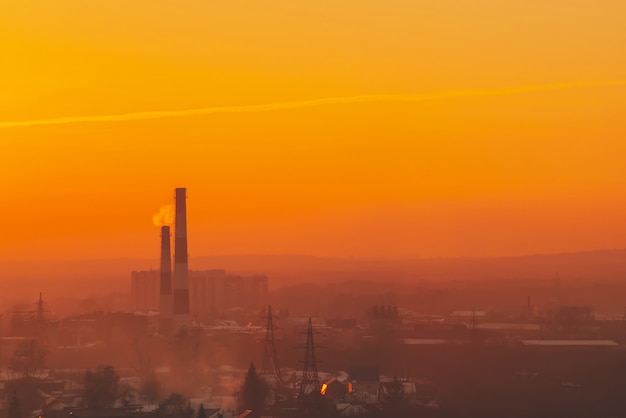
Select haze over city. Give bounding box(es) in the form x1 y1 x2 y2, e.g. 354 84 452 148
1 1 626 418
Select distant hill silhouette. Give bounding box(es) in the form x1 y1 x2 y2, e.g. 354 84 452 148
2 249 626 317
1 249 625 299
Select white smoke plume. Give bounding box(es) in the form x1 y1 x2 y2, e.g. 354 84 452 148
153 204 174 227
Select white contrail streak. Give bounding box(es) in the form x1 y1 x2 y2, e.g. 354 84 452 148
1 80 624 129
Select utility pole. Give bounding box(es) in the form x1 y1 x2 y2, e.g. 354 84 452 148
298 318 321 403
262 305 281 381
0 313 3 372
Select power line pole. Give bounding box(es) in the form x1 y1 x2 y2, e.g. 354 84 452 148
298 317 320 403
262 305 281 381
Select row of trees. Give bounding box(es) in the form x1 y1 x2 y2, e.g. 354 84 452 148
83 365 218 418
7 360 416 418
236 362 419 418
84 363 271 416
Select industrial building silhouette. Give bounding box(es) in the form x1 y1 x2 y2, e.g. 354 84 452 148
131 188 268 330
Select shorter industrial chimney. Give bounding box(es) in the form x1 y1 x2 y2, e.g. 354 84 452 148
159 225 173 335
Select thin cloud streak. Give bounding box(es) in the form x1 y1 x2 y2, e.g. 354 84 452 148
1 80 625 129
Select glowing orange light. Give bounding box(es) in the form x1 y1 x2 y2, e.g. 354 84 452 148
348 382 353 393
320 383 328 395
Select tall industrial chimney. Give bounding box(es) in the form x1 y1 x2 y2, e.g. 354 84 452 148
172 187 190 331
159 225 173 335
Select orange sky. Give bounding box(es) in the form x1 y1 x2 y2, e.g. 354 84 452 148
1 1 625 261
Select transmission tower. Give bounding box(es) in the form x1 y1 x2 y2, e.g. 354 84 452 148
298 317 320 402
262 305 281 380
470 307 477 331
35 292 50 343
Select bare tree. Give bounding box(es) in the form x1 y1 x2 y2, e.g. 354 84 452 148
9 339 47 379
83 365 120 408
157 393 194 418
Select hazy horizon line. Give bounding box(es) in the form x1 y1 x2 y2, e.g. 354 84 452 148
1 80 625 129
3 247 626 264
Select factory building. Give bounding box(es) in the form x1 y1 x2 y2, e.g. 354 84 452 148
130 270 160 311
131 269 269 320
189 269 228 317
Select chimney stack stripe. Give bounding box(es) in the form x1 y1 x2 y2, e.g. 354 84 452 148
173 187 191 330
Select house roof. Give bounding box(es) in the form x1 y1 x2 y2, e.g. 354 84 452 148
205 409 221 418
521 340 618 347
236 410 253 418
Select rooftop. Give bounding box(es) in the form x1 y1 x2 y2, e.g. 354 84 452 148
521 340 618 347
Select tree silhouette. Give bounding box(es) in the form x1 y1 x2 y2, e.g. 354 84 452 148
9 339 47 378
239 363 270 414
8 393 22 418
174 326 202 368
141 373 162 404
157 393 194 418
196 403 207 418
381 378 412 418
83 365 120 408
5 378 43 418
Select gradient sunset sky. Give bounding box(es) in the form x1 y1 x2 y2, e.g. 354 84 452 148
1 1 625 261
